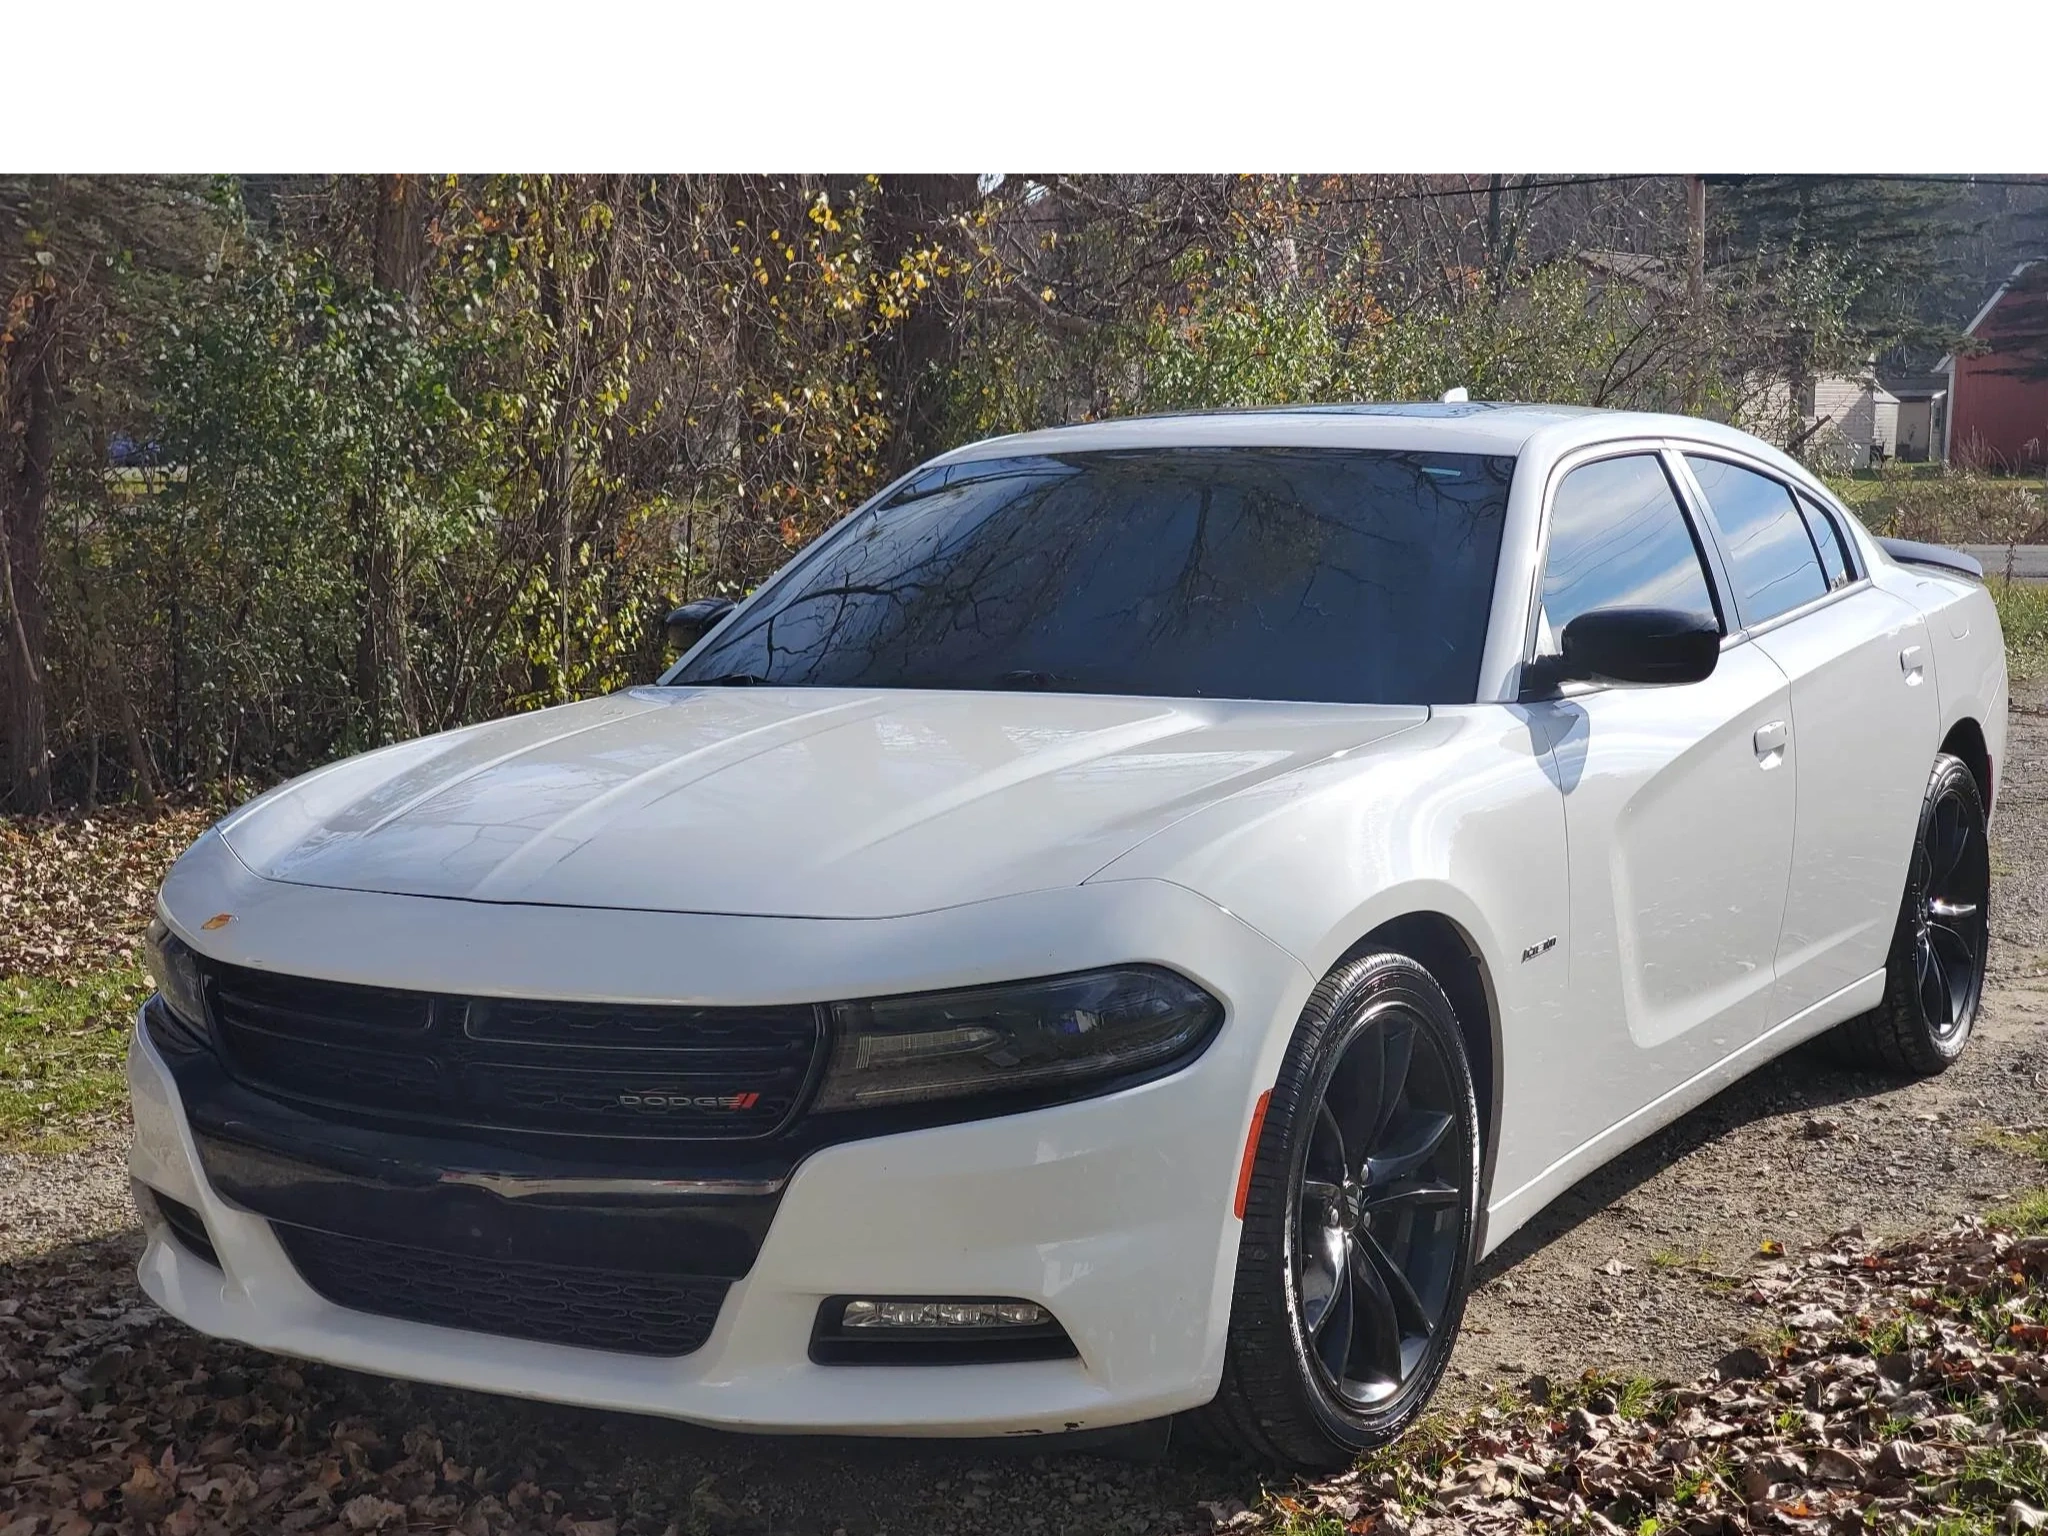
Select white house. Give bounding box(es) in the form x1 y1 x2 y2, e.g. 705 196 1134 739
1741 365 1899 470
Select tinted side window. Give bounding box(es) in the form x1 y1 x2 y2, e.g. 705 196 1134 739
1684 456 1827 625
1795 492 1853 589
1540 454 1719 648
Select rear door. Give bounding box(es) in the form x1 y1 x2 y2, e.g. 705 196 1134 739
1677 456 1938 1021
1530 450 1797 1161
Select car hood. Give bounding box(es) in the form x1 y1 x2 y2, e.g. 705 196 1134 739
214 687 1427 919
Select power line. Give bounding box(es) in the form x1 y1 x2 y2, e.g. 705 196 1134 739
1298 174 2048 208
1310 175 1664 203
993 173 2048 218
1711 175 2048 188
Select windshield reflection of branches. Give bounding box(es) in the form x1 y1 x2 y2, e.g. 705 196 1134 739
679 448 1513 705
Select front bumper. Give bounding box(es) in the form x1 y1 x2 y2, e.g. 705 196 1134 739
130 868 1312 1437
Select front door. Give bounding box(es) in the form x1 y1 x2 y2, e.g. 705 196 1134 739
1524 451 1798 1175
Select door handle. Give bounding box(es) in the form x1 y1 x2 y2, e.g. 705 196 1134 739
1900 645 1925 684
1753 720 1788 767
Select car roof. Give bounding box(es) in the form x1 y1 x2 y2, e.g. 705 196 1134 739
931 402 1783 465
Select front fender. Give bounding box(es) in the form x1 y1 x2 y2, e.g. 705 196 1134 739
1088 704 1573 1251
1087 707 1565 982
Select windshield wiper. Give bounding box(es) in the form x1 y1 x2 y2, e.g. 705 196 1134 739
692 672 776 687
994 670 1073 691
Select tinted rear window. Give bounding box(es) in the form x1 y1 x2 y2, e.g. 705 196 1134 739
1684 455 1827 625
672 447 1516 705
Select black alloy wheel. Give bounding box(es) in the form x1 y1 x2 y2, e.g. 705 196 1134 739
1294 1007 1465 1405
1833 752 1991 1075
1201 952 1479 1468
1912 772 1989 1040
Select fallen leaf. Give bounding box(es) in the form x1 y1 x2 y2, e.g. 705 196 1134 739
341 1495 406 1531
1715 1345 1772 1381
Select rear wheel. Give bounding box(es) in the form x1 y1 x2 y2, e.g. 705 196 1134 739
1831 753 1989 1075
1201 953 1479 1468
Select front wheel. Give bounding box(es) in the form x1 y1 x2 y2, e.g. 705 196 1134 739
1830 752 1990 1075
1201 952 1480 1468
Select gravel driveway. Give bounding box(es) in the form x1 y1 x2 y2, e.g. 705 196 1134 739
6 687 2047 1535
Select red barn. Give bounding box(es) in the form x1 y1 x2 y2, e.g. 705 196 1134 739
1941 262 2048 470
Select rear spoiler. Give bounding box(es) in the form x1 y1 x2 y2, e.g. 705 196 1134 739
1877 537 1983 581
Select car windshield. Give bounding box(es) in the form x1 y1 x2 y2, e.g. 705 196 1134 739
671 446 1516 705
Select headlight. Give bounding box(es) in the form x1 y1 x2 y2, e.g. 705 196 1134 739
813 966 1222 1112
144 917 209 1042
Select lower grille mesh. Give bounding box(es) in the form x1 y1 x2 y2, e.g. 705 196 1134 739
152 1190 220 1268
274 1225 728 1356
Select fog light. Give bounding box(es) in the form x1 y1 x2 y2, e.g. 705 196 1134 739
841 1298 1049 1329
811 1295 1076 1364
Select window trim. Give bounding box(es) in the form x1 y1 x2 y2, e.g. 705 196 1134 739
1668 447 1873 643
1793 487 1862 587
1518 441 1733 694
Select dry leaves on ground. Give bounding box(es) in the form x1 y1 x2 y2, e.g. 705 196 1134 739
6 1221 2046 1536
1 1237 744 1536
0 809 213 981
1281 1220 2048 1536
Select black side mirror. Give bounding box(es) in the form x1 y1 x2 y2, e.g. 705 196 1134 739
664 598 736 654
1522 606 1720 697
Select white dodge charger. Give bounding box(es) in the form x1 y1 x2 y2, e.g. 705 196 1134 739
130 404 2005 1467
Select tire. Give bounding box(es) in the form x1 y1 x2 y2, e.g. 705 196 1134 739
1830 752 1990 1076
1199 952 1481 1469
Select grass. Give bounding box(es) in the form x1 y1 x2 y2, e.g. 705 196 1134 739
1350 1410 1465 1516
1609 1374 1660 1419
1993 577 2048 680
1672 1452 1729 1507
1862 1313 1915 1357
1971 1124 2048 1163
1826 468 1947 511
1648 1243 1717 1272
1987 1188 2048 1235
0 962 147 1153
1928 1442 2048 1536
1534 1368 1666 1421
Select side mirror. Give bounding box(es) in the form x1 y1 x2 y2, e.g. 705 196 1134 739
1522 606 1720 697
664 597 736 654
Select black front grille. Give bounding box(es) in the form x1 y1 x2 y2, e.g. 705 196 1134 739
274 1224 728 1356
203 962 822 1140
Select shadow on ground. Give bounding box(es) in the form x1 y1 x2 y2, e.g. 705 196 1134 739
1475 1037 1913 1280
7 1033 1990 1536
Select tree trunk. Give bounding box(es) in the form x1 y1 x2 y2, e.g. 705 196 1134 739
111 663 160 807
353 175 429 745
2 311 60 812
873 176 974 476
350 494 391 745
372 174 427 298
532 183 587 704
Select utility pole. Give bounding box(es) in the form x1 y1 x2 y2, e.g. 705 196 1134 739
1686 176 1707 304
1685 175 1709 413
